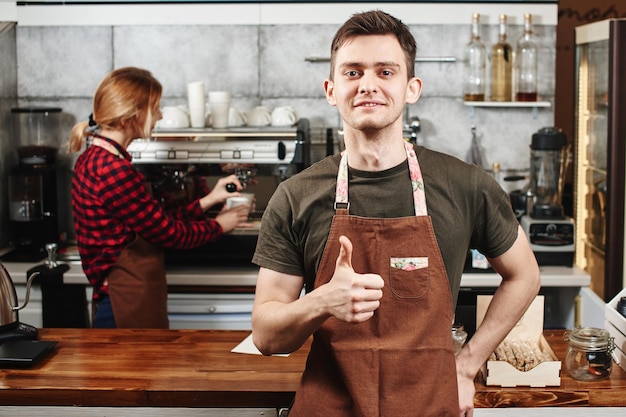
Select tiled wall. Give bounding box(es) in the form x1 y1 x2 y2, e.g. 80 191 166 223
6 20 556 242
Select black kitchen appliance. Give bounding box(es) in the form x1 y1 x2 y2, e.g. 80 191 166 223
520 127 575 266
8 107 62 261
127 118 311 266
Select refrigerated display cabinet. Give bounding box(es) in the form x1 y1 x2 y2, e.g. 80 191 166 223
574 18 626 301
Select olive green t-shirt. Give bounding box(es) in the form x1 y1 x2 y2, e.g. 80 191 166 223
252 145 518 308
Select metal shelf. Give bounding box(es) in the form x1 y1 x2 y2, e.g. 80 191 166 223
463 100 552 118
151 126 300 140
463 101 552 108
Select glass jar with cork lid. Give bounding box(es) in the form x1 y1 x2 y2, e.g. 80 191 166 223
564 327 615 381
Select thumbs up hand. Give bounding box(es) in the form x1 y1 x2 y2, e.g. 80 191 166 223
323 235 384 323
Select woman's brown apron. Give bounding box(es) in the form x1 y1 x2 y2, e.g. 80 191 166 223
92 137 169 329
289 142 459 416
106 234 169 329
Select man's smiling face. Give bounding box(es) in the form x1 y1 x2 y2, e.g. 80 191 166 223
324 34 421 134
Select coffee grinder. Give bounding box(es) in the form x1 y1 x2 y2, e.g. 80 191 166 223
520 127 575 266
7 107 62 261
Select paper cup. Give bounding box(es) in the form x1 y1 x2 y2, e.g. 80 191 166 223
188 107 206 128
226 196 250 210
187 81 206 107
187 81 206 127
209 91 231 129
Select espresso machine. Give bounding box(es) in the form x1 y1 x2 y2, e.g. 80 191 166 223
127 118 311 266
520 127 575 266
7 107 62 261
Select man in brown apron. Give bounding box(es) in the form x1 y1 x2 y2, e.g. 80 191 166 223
287 142 460 415
252 10 540 416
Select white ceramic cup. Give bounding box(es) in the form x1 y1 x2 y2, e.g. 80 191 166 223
209 91 232 129
228 107 248 127
157 106 190 129
247 106 272 127
271 106 298 127
187 81 206 128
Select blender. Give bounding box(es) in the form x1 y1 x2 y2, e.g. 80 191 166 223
7 107 62 261
520 127 575 266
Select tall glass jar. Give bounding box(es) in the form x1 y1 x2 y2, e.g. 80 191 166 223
490 14 513 102
463 13 487 102
515 13 538 101
452 324 468 355
564 327 615 381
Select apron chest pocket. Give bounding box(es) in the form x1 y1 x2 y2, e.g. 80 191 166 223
389 257 430 298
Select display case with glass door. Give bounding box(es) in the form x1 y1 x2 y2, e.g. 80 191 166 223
574 18 626 301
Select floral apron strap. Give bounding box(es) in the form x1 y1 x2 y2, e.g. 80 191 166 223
336 141 427 216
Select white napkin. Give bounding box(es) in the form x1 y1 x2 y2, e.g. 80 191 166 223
231 332 290 357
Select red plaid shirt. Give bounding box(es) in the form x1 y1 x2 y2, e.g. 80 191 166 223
72 136 223 299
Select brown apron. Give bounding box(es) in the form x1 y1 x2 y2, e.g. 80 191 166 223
289 142 459 416
106 234 169 329
90 137 169 329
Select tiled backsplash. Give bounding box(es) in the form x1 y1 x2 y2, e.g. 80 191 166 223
16 21 556 158
2 18 556 242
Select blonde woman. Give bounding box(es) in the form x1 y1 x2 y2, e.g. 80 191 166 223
69 67 248 329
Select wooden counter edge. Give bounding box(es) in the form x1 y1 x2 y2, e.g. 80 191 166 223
0 328 624 409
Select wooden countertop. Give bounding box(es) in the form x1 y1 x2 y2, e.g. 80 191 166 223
0 329 305 408
0 329 624 408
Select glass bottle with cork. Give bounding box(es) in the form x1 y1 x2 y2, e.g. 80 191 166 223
490 14 513 102
515 13 538 101
463 13 487 102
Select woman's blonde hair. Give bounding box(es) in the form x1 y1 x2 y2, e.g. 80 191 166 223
67 67 162 153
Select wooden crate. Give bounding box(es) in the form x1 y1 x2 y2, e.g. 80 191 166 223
477 295 561 387
605 287 626 373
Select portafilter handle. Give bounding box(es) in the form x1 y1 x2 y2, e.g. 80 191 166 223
45 243 58 269
223 165 256 191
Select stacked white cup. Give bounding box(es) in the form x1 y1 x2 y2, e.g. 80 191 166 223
187 81 206 128
209 91 232 129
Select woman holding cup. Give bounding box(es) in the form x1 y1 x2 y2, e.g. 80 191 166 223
68 67 250 329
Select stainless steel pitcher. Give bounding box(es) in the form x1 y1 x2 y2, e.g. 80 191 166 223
0 261 39 327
